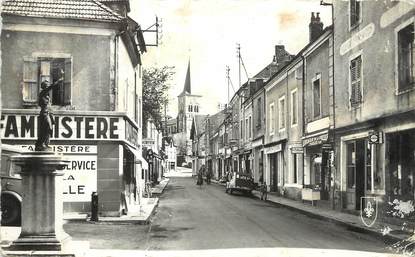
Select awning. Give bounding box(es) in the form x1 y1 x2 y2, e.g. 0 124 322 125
125 145 148 170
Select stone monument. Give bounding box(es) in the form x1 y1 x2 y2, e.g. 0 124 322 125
5 72 76 256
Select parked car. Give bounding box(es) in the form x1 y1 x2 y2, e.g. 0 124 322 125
1 144 23 226
225 172 255 195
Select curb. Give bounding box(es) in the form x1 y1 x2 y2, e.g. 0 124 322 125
250 192 404 244
211 178 405 243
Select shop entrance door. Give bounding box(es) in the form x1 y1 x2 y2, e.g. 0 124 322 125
355 140 366 210
269 154 278 192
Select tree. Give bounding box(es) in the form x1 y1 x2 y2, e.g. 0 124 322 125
142 66 175 132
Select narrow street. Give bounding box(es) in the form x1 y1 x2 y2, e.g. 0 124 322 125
65 175 391 254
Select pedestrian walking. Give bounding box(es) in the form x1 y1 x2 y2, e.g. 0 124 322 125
197 165 204 188
260 182 268 200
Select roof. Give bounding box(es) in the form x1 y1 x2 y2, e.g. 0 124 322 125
2 0 124 22
265 25 333 85
179 61 192 97
190 115 208 140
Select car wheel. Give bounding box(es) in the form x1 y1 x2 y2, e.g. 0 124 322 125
1 194 21 226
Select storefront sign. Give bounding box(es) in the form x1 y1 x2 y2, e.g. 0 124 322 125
264 144 282 154
19 144 97 202
1 114 124 141
252 138 264 148
290 146 304 154
368 131 383 144
303 133 329 147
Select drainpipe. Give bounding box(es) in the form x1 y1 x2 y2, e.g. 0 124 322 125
321 0 336 211
301 55 306 188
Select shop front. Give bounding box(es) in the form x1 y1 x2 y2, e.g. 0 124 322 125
1 109 143 217
252 137 264 184
264 142 284 193
384 127 415 206
303 132 332 204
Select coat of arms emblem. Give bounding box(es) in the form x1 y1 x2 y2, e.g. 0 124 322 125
360 196 378 227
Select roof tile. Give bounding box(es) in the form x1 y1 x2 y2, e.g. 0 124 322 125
3 0 124 22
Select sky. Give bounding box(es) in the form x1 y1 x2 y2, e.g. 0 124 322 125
131 0 332 117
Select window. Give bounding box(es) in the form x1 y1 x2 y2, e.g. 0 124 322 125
312 78 321 118
350 55 362 107
256 97 262 128
240 120 243 140
350 0 361 28
188 105 193 112
245 118 248 140
278 96 285 131
22 57 71 105
194 105 199 113
291 89 298 126
398 23 415 93
248 116 252 139
269 103 275 135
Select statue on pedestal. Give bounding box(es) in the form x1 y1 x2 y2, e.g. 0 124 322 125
35 71 64 151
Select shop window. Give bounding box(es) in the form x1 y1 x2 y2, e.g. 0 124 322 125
388 131 415 199
23 57 72 106
350 55 362 107
397 23 415 93
346 139 372 191
347 142 356 189
312 78 321 118
350 0 361 29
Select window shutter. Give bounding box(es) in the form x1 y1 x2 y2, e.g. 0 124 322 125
411 32 415 84
350 56 362 106
22 57 38 104
64 59 72 105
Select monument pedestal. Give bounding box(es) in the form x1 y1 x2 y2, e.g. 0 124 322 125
7 152 71 252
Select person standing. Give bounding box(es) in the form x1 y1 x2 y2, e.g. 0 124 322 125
260 182 268 201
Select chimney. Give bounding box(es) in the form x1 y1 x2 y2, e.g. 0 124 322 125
274 45 288 65
100 0 130 17
309 12 324 42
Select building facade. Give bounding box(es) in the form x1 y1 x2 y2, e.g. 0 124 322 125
1 0 146 216
333 1 415 214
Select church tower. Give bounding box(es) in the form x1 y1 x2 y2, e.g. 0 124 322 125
176 61 202 162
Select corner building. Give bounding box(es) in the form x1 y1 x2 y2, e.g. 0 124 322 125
1 0 146 217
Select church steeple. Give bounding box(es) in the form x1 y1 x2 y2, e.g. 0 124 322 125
181 61 191 95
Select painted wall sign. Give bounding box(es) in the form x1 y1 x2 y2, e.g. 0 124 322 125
1 114 125 141
340 23 375 56
125 121 139 147
19 144 97 202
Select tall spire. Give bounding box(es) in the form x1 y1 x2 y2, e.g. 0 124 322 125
182 60 191 95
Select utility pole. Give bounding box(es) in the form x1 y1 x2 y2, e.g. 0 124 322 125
237 43 241 89
226 65 230 105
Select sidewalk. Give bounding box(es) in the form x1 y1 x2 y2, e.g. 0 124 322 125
152 178 170 194
211 179 410 243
